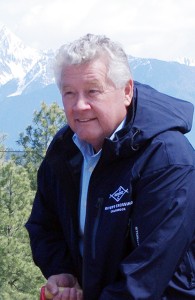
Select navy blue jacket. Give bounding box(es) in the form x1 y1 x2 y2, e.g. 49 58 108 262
26 82 195 299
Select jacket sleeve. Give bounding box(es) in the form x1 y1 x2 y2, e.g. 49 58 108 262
99 137 195 299
25 159 75 279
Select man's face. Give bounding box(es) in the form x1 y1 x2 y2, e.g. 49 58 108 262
61 59 133 151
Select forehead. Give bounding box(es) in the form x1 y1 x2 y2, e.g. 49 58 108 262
61 59 108 85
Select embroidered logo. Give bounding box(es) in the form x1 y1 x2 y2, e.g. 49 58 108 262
109 186 129 202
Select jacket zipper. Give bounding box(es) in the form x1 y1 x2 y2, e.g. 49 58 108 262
92 197 104 259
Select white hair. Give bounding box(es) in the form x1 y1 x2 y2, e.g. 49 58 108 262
53 33 132 90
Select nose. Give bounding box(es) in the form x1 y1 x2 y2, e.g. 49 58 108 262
73 93 91 111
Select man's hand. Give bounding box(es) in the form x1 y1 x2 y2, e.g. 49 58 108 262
45 273 83 300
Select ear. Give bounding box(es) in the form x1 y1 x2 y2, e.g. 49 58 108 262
124 79 133 107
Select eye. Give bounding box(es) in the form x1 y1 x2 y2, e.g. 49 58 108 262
63 91 75 97
89 89 101 95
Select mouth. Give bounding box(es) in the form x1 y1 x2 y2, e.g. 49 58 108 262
77 118 96 123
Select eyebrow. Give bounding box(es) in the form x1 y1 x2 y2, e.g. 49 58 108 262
87 80 100 85
62 85 73 89
62 81 103 89
86 81 104 89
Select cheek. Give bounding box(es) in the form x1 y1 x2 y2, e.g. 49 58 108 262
99 114 115 133
63 101 71 115
62 107 73 126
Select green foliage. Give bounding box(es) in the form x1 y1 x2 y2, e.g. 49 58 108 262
0 134 7 163
0 102 66 298
17 102 65 160
16 101 66 190
0 160 45 299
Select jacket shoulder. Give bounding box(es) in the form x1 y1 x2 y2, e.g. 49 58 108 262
46 125 72 154
141 131 195 176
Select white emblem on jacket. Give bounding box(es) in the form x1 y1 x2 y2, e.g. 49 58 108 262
109 186 129 202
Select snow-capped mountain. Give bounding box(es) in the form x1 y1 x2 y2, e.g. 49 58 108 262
0 26 54 96
173 57 195 67
0 25 195 149
128 56 195 102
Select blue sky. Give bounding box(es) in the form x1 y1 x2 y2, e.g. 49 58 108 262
0 0 195 61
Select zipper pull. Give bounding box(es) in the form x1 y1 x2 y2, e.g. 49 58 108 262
96 197 104 209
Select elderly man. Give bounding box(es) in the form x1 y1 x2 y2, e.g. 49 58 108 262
26 34 195 300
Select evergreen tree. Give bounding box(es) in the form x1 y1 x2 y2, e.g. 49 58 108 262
0 160 45 299
16 101 66 190
0 102 66 299
0 134 6 163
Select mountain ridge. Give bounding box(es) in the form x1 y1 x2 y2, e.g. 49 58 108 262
0 25 194 148
0 26 54 96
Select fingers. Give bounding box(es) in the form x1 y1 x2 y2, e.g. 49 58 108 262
45 287 65 299
63 287 77 300
46 273 77 297
52 287 83 300
46 281 58 297
47 273 76 288
44 274 83 300
76 289 83 300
